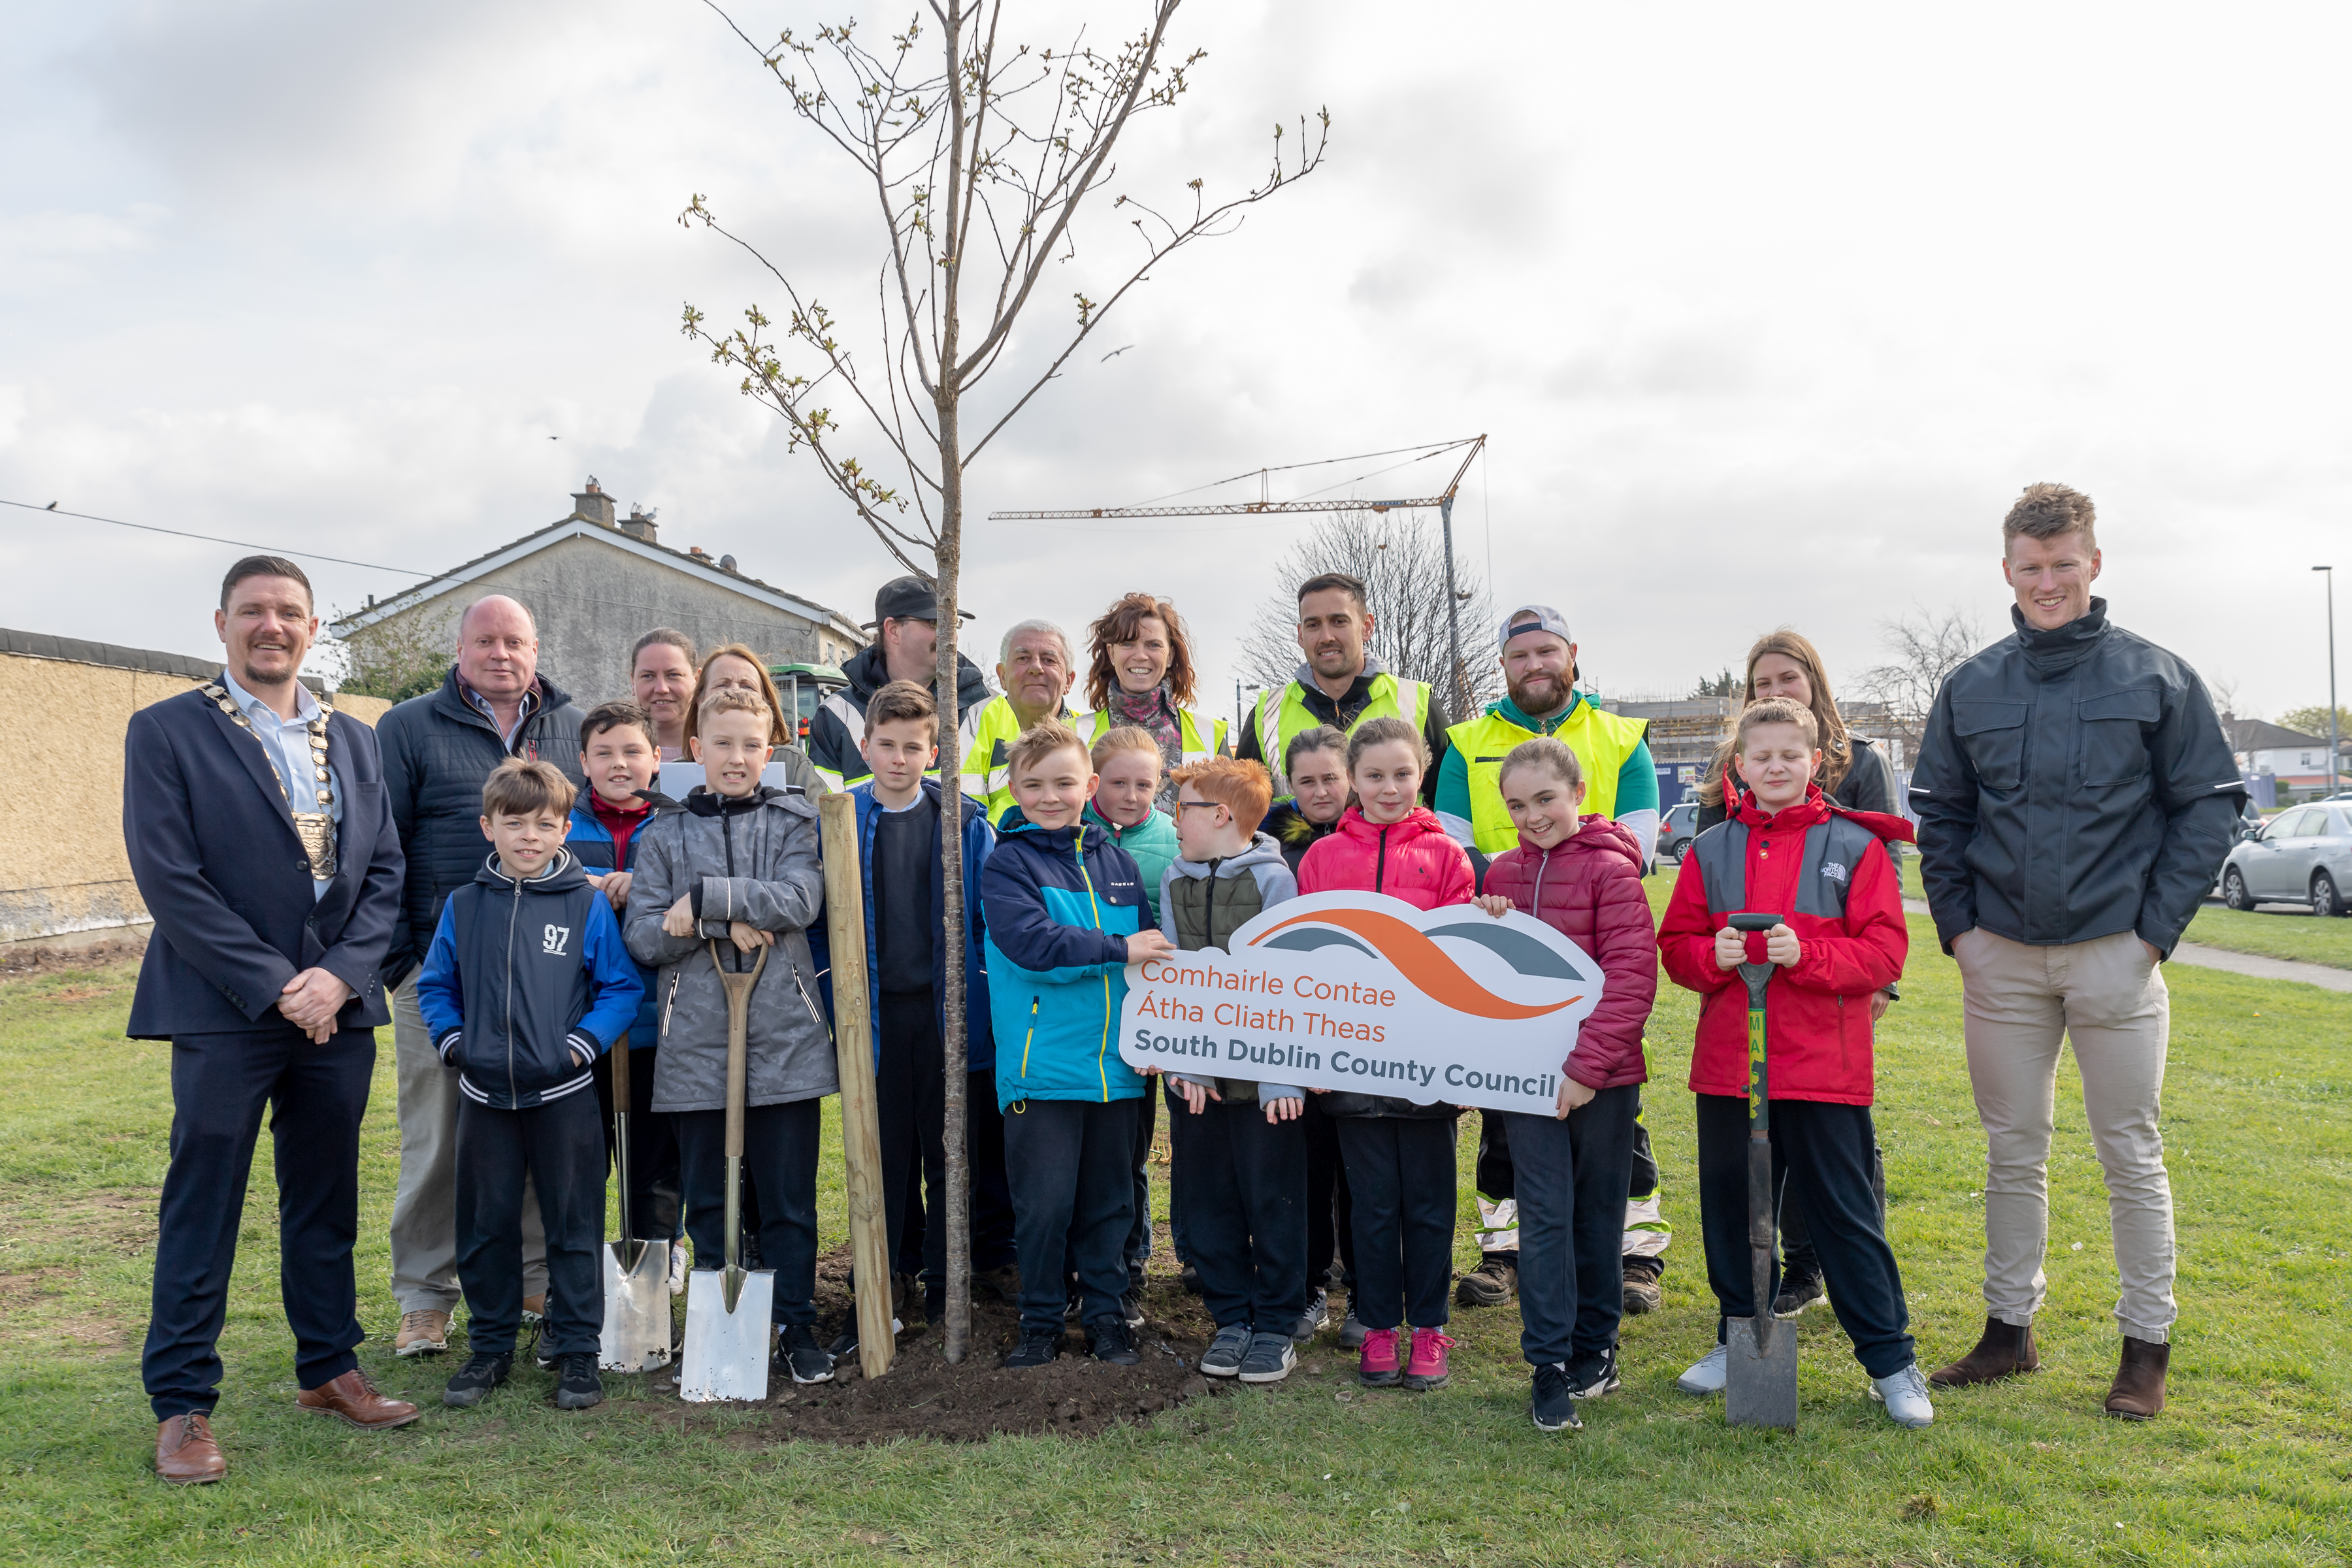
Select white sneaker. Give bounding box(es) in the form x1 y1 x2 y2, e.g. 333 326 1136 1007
1676 1343 1729 1396
1870 1363 1936 1428
668 1241 688 1297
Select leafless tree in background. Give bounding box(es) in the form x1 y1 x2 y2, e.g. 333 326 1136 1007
1240 508 1500 714
678 0 1325 1362
1854 604 1990 756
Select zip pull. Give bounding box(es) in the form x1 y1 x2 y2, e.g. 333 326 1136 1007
790 964 834 1043
662 970 679 1036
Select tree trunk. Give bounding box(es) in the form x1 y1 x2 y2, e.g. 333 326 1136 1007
935 0 972 1364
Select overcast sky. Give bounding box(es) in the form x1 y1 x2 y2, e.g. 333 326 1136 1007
6 1 2347 728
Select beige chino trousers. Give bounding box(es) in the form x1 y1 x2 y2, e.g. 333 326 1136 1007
1953 926 2175 1342
387 979 547 1314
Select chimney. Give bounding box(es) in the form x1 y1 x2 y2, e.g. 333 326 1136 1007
621 503 659 544
570 476 617 529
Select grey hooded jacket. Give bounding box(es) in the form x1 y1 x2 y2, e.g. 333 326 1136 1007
623 787 839 1113
1158 830 1303 1104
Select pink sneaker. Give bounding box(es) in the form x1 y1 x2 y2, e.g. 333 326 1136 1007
1403 1328 1455 1390
1358 1327 1401 1387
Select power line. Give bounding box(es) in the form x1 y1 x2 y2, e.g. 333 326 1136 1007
0 497 431 577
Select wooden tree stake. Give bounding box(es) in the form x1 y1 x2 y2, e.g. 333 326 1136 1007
819 792 894 1379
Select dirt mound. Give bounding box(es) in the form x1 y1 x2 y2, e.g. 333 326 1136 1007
615 1245 1218 1445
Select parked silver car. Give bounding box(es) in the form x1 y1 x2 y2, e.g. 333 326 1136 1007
2218 802 2352 917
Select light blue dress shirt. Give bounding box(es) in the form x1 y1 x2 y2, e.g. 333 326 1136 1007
220 668 342 901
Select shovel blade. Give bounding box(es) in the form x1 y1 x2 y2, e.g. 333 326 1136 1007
1724 1315 1799 1429
679 1267 773 1403
598 1240 674 1374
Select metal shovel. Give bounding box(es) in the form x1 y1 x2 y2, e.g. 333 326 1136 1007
679 941 774 1402
1723 910 1798 1429
598 1032 673 1374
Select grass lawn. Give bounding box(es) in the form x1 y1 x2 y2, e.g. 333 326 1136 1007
3 885 2348 1567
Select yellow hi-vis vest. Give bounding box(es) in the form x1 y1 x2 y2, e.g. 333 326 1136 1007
1258 673 1431 798
1070 705 1228 768
1446 698 1649 853
958 696 1077 826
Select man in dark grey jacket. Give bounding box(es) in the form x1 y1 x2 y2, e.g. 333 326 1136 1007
374 593 587 1356
1911 484 2242 1422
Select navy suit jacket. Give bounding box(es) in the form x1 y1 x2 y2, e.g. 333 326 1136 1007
124 683 406 1039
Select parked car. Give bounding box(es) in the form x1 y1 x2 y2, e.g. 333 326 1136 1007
2217 802 2352 917
1656 800 1700 861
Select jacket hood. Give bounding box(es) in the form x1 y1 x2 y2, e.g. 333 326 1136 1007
1287 653 1390 691
1731 783 1915 846
2011 595 2111 676
843 640 992 710
1481 689 1585 732
1169 830 1288 881
1333 803 1445 845
433 664 574 727
1518 815 1644 874
472 847 591 894
1264 800 1339 847
679 783 796 817
1081 802 1176 843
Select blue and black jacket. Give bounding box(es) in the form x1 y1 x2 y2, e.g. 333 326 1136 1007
978 815 1147 1110
830 778 998 1073
565 797 666 1045
417 849 644 1109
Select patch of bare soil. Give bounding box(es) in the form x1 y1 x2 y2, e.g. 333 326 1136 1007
0 934 147 979
612 1245 1219 1445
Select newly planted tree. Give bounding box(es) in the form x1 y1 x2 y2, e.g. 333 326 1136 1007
681 0 1324 1362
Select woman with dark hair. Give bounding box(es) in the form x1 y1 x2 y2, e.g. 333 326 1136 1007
629 629 699 761
1074 592 1226 813
677 643 826 796
1692 629 1894 1320
1694 630 1895 830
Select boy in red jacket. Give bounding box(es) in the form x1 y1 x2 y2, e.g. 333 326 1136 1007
1472 738 1656 1432
1658 698 1934 1429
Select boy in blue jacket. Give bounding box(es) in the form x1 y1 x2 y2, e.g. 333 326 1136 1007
417 759 644 1413
980 719 1174 1368
568 700 683 1290
849 681 1009 1326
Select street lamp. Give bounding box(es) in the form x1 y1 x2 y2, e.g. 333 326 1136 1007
2319 565 2340 798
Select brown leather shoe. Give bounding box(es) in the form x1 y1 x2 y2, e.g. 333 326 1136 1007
1929 1315 2041 1387
296 1368 423 1430
155 1413 226 1484
2104 1335 2168 1420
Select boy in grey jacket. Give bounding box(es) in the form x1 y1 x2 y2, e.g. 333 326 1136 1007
1158 758 1307 1386
625 688 839 1384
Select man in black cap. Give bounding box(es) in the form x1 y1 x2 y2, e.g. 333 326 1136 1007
807 575 990 792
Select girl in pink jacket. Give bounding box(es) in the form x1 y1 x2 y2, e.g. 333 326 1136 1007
1296 717 1477 1393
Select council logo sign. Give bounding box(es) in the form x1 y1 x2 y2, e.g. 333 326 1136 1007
1118 891 1605 1115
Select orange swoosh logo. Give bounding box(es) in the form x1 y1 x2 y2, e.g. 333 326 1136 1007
1250 909 1583 1021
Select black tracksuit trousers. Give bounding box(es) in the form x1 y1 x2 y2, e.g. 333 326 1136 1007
1333 1115 1456 1332
675 1098 822 1326
1694 1094 1914 1378
455 1088 608 1359
1003 1097 1135 1335
1171 1096 1309 1331
1501 1085 1639 1368
1302 1092 1355 1292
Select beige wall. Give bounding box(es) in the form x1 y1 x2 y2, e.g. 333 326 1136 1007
0 653 387 944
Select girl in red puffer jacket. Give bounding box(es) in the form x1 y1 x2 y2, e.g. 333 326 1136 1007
1470 738 1656 1429
1296 717 1477 1394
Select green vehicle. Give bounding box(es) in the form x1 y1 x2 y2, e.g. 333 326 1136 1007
768 662 847 747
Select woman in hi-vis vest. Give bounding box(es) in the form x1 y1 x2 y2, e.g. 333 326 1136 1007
1072 592 1227 816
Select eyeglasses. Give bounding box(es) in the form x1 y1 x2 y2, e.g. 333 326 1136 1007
1177 800 1224 813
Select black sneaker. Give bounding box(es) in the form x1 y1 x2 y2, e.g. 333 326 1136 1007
1567 1345 1621 1399
532 1322 555 1371
1177 1261 1203 1295
1237 1331 1296 1384
1456 1254 1516 1307
1531 1363 1583 1432
1290 1288 1331 1343
554 1352 604 1411
1772 1263 1826 1318
1120 1285 1147 1330
1005 1328 1061 1369
1089 1318 1141 1366
778 1324 835 1385
442 1352 512 1409
1621 1256 1664 1316
1338 1304 1369 1350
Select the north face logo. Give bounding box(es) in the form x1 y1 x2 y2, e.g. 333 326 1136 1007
1820 862 1848 883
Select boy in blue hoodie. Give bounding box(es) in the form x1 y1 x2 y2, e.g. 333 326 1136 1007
417 759 644 1413
981 719 1175 1368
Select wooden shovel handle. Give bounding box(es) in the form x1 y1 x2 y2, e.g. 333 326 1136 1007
708 940 770 1161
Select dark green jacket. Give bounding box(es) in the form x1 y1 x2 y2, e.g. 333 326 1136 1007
1157 832 1299 1103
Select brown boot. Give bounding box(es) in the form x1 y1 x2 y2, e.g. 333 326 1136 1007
2104 1335 2168 1420
296 1368 423 1430
155 1413 226 1484
1929 1315 2040 1386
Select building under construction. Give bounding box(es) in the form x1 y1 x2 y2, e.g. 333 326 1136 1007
1602 693 1908 807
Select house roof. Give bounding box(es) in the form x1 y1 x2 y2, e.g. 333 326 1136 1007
2226 716 2344 753
327 514 866 644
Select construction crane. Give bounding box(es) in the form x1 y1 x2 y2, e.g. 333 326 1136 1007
988 434 1488 718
